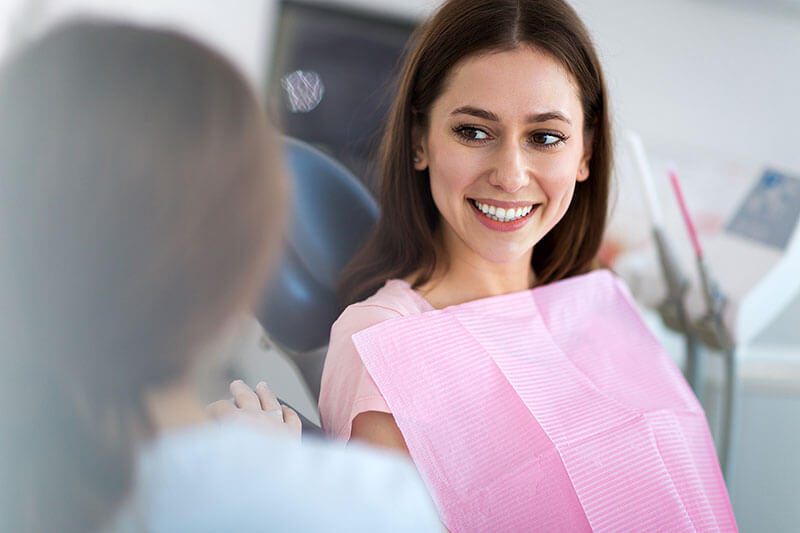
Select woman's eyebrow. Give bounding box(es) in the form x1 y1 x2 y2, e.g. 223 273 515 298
526 111 571 125
450 106 571 125
450 106 498 121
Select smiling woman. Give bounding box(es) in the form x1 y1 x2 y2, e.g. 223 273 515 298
413 46 591 289
318 0 735 530
335 0 610 312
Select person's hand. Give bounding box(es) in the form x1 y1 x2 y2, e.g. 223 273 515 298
206 380 301 441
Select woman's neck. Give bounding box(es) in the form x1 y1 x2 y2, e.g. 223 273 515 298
414 237 535 309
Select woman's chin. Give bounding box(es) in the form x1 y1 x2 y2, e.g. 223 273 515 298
473 244 534 266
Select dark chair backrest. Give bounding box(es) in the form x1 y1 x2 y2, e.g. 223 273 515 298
258 137 379 355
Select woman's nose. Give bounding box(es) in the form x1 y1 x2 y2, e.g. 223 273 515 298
488 142 529 193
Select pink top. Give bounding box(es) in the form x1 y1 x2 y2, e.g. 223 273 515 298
319 279 433 440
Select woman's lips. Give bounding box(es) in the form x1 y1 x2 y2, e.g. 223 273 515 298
468 198 539 232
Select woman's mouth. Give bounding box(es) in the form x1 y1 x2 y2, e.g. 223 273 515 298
470 199 538 223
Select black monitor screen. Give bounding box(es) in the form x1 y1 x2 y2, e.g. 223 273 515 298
268 0 419 195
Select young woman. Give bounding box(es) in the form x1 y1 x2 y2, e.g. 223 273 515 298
320 0 735 529
322 0 609 459
0 21 439 533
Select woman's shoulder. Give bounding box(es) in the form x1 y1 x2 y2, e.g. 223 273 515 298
334 279 433 333
323 279 432 388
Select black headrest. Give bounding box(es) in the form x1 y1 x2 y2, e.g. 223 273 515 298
257 137 379 352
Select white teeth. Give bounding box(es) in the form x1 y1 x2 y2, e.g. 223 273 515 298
472 200 535 222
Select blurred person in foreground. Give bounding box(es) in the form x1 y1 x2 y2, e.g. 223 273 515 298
0 21 439 533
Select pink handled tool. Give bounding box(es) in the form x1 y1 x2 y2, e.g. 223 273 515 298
667 164 703 259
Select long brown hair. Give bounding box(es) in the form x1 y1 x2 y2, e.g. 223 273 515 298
0 21 283 532
339 0 611 306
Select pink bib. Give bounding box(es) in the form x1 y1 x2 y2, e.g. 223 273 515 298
353 270 736 532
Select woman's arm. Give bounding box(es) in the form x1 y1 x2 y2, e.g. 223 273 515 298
351 411 450 532
350 411 409 454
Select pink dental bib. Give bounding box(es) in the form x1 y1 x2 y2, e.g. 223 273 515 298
352 270 736 532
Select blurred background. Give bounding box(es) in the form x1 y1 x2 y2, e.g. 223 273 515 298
1 0 798 530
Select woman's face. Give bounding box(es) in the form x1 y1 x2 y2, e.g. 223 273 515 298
415 46 590 268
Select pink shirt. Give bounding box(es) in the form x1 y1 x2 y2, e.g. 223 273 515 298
319 279 433 440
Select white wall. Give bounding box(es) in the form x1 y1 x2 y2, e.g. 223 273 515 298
575 0 800 173
1 0 271 87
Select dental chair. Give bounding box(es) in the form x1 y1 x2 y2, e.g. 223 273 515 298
256 136 379 433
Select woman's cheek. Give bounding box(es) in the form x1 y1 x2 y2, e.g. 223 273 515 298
433 159 478 196
537 172 578 223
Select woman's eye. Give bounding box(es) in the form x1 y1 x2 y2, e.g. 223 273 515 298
532 132 565 146
455 126 490 141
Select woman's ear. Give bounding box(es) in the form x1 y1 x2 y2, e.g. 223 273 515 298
577 169 589 181
411 122 429 171
577 155 591 182
577 127 593 182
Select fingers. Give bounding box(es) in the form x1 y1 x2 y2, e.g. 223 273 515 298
255 381 280 413
281 405 302 440
218 380 301 440
230 380 261 411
